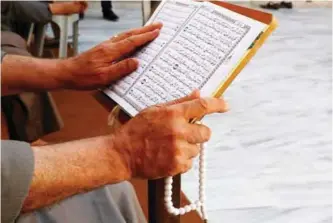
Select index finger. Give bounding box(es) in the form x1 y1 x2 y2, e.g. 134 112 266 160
157 90 200 107
111 22 163 42
111 29 160 61
172 97 229 119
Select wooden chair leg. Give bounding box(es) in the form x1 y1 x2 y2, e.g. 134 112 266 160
148 176 181 223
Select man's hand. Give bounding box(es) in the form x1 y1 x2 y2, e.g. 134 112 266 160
113 91 229 179
49 1 87 15
60 23 163 89
1 23 162 96
18 91 226 212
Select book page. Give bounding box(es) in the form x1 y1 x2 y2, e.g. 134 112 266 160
105 0 267 117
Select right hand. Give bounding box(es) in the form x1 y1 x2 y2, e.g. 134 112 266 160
113 91 229 179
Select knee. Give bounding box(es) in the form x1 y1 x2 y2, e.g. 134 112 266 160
105 181 136 198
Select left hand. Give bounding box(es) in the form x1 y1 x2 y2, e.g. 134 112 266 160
59 22 163 89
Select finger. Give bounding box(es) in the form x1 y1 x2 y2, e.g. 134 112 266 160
101 58 138 84
185 123 211 144
169 156 194 176
173 97 229 120
111 29 160 61
111 22 163 42
158 90 200 107
182 142 201 159
180 160 193 174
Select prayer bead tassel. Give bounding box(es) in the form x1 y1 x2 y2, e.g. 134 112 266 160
164 121 208 222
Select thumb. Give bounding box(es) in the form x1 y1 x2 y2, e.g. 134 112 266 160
159 90 200 107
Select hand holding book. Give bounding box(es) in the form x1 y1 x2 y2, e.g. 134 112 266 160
105 0 272 117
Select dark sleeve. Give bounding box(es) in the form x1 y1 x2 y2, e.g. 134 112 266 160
1 140 34 223
6 1 52 23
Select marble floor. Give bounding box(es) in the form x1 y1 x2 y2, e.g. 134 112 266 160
78 2 332 223
78 1 143 53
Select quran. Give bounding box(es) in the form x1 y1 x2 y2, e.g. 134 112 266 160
104 0 277 117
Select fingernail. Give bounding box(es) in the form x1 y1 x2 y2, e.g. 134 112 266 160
132 58 139 67
152 29 160 36
218 101 229 113
191 89 200 98
153 22 163 26
224 102 229 111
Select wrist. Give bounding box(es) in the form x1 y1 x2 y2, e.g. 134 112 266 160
1 55 67 94
35 58 70 90
109 131 136 179
102 134 134 180
54 57 79 89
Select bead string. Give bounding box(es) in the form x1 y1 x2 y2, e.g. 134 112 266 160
164 139 208 221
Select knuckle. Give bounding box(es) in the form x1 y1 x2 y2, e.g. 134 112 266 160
164 107 178 119
165 120 183 141
129 58 138 69
175 127 187 140
194 144 201 155
100 40 110 48
181 161 192 173
138 107 154 119
145 31 154 39
99 44 111 56
185 132 195 144
116 59 136 74
172 156 185 174
154 104 164 110
152 105 168 116
98 71 110 85
123 59 134 71
125 37 136 46
201 126 211 141
112 44 124 55
123 31 133 38
139 106 152 114
197 98 209 111
165 150 179 175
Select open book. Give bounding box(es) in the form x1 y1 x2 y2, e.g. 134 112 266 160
104 0 274 117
